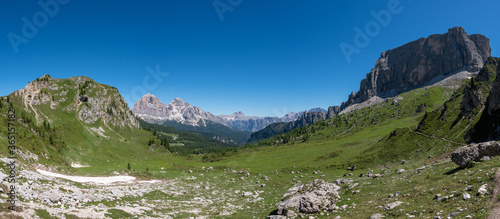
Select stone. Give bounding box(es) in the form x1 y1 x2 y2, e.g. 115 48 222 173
401 160 407 165
188 170 193 173
463 192 471 200
276 179 341 215
384 201 403 210
433 194 441 200
370 213 385 219
451 141 500 168
395 169 405 174
480 156 491 161
334 178 353 185
478 184 488 195
267 216 287 219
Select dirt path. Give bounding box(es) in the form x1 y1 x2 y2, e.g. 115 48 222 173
407 127 463 145
488 168 500 219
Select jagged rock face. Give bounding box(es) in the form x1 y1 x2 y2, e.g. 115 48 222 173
343 27 491 109
476 57 500 82
131 94 169 118
132 94 226 127
327 106 341 118
13 75 139 128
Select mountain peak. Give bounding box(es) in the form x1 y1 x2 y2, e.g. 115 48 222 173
171 97 187 106
340 26 491 111
233 111 245 116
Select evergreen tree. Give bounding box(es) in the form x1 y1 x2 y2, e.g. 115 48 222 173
127 163 131 170
470 77 476 89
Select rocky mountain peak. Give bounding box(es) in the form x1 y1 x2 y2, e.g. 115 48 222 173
233 111 245 116
340 26 491 111
170 97 189 106
133 95 226 127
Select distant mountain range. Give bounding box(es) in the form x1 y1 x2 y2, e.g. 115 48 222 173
132 93 326 132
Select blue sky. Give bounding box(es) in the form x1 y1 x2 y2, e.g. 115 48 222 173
1 0 499 117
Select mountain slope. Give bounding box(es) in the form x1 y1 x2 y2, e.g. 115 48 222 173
2 75 174 174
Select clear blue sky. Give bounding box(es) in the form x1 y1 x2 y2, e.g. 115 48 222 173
1 0 499 117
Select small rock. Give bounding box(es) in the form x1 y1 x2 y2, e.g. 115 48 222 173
478 184 488 195
401 160 407 164
385 201 403 210
463 192 471 200
394 191 402 197
480 156 491 161
188 170 193 173
396 169 405 174
334 178 353 185
260 184 266 187
370 213 385 219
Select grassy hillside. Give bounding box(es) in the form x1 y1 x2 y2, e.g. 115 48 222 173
1 75 174 175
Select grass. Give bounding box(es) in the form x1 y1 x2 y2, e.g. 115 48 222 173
35 209 57 219
105 209 134 219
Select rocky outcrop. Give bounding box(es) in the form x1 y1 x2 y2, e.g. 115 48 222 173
273 179 341 217
468 57 500 141
341 27 491 110
327 106 341 118
132 94 226 127
476 57 500 83
13 75 139 128
451 141 500 168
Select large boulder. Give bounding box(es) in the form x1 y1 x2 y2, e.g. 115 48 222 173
451 141 500 168
275 179 341 216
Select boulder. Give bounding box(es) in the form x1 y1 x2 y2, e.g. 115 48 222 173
370 213 385 219
276 179 341 216
451 141 500 168
384 201 403 210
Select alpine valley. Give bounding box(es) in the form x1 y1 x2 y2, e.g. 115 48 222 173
2 27 500 219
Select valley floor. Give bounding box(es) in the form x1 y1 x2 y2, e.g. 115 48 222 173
1 152 498 218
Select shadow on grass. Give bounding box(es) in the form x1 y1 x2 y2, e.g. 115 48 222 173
268 209 279 216
444 167 464 175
